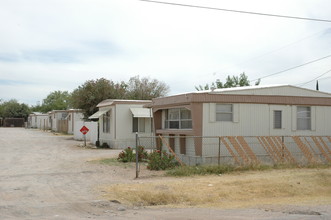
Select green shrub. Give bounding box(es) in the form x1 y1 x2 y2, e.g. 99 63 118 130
147 150 178 170
137 146 149 161
118 147 135 162
117 146 148 163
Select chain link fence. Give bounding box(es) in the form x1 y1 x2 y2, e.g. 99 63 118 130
137 135 331 166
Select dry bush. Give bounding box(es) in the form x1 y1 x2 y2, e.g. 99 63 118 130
102 168 331 208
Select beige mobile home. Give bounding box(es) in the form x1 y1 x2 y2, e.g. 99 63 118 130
151 85 331 161
89 99 153 149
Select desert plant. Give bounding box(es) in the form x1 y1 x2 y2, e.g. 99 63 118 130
117 146 148 163
147 150 178 170
118 147 135 162
137 146 148 161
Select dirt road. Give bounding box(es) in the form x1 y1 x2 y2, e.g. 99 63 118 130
0 128 330 219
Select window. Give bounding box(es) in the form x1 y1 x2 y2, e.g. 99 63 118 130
273 110 282 129
61 113 68 119
103 111 110 133
165 108 192 129
216 104 233 121
297 106 311 130
180 108 192 129
132 117 145 133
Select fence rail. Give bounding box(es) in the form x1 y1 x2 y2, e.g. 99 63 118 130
137 135 331 166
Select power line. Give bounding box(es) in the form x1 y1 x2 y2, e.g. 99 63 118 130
251 54 331 82
139 0 331 23
235 27 329 67
296 68 331 86
209 27 330 80
319 76 331 81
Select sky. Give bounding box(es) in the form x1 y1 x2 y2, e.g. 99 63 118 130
0 0 331 105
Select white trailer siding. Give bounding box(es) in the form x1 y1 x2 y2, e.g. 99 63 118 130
211 85 331 98
98 103 153 149
74 121 98 144
36 115 49 130
114 104 136 142
99 106 114 147
29 115 37 128
203 103 331 137
203 103 270 137
113 104 153 148
67 111 84 134
49 111 68 132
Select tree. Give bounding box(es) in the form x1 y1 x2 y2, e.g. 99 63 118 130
0 99 3 117
30 104 44 113
40 91 71 113
126 76 169 100
195 73 260 91
70 76 170 118
70 78 127 118
0 99 30 119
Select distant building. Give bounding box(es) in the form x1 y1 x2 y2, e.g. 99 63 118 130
48 109 84 133
28 112 49 129
66 109 84 134
48 110 68 132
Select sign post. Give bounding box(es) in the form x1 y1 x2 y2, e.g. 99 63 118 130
80 125 89 147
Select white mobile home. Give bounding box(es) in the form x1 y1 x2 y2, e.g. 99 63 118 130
48 110 68 132
151 85 331 158
66 109 84 134
89 99 153 149
28 112 49 129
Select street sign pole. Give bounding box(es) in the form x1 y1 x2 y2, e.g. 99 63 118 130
80 126 89 147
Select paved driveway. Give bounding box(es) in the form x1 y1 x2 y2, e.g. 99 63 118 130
0 128 330 220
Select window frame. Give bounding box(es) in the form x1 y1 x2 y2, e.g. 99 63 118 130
102 111 110 133
273 110 282 129
132 117 145 133
164 108 192 129
296 106 311 130
216 104 233 122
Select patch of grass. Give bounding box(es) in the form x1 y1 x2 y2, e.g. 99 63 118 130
102 168 331 208
89 158 135 168
166 163 331 176
166 164 269 176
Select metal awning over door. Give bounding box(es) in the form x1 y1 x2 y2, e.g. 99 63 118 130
130 108 152 118
88 108 111 119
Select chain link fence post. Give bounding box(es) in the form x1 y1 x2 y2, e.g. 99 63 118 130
218 136 221 166
135 132 139 178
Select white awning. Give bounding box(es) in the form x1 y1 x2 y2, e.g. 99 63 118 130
88 108 111 119
130 108 152 118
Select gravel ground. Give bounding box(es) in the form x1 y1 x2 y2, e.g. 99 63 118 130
0 128 330 220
